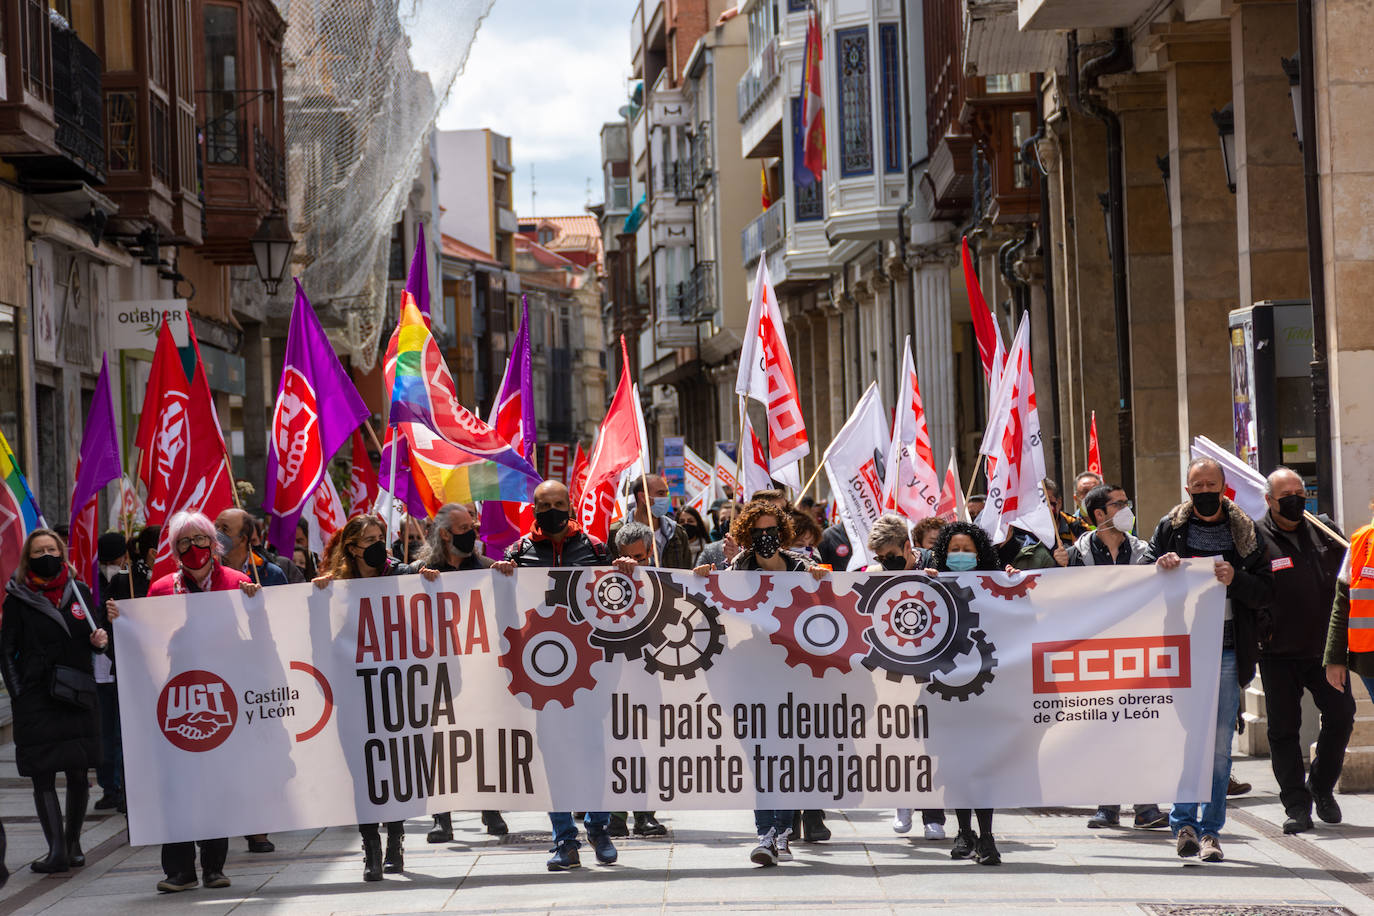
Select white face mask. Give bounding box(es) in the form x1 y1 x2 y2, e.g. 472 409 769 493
1110 507 1135 534
100 564 124 580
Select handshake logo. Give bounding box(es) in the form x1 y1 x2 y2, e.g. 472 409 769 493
157 670 239 752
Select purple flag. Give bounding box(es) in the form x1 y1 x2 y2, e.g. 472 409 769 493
405 222 430 316
69 353 122 600
264 280 372 556
480 298 535 552
378 427 429 521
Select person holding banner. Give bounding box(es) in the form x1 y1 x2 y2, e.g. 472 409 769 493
930 521 1005 865
1151 457 1274 863
1 529 110 875
114 511 260 892
608 474 692 570
865 515 944 842
412 504 509 844
313 514 408 881
698 500 826 866
493 480 622 871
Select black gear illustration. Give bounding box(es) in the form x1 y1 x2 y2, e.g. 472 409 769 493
926 629 998 701
642 588 725 680
547 569 680 662
853 574 979 683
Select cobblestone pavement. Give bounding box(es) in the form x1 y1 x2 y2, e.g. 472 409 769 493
1 751 1373 915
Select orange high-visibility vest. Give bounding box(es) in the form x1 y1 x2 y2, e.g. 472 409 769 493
1349 524 1374 653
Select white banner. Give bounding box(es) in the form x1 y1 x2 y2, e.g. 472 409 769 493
115 562 1224 846
823 382 890 570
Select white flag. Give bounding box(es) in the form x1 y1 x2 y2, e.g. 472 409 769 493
683 444 713 500
822 382 891 570
975 321 1055 548
736 259 810 473
883 336 942 520
1190 435 1267 521
741 408 773 501
713 446 739 502
307 473 347 558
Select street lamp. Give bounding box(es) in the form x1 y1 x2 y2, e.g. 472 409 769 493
1281 52 1303 147
1156 154 1171 218
251 210 295 295
1211 102 1236 194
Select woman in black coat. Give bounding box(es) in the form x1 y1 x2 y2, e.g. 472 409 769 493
1 528 110 873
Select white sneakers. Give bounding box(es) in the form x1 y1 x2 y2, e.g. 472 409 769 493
924 822 946 841
775 829 793 861
892 809 913 834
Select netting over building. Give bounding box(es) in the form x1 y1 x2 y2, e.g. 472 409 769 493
239 0 494 367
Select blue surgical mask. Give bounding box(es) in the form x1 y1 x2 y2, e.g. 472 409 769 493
651 496 674 518
946 551 978 572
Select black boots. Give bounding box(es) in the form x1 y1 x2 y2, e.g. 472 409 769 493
30 786 67 873
361 831 383 882
799 810 831 842
427 813 453 843
65 779 89 867
482 810 509 836
383 824 404 873
0 818 9 888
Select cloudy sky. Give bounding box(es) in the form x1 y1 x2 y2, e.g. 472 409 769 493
437 0 637 219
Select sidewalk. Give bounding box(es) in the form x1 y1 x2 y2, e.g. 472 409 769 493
1 750 1373 915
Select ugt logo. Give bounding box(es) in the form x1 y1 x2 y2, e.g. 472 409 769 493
272 367 322 514
157 670 238 752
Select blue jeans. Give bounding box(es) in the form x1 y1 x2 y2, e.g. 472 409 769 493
1171 648 1239 839
1359 674 1374 705
753 810 795 835
549 811 609 847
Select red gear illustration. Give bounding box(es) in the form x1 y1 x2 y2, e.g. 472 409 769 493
977 572 1040 600
880 588 943 650
703 573 774 613
768 580 869 677
578 569 649 626
499 605 599 710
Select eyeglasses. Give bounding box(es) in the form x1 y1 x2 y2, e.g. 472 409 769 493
176 534 212 551
1105 499 1134 512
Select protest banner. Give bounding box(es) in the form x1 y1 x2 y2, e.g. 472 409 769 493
115 561 1223 845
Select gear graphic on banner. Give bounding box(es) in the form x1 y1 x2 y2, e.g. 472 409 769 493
927 629 999 701
768 580 869 677
853 574 986 688
702 572 774 613
499 605 600 710
977 571 1040 600
642 588 725 680
549 569 681 661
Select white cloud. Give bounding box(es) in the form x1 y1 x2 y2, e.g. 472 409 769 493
437 2 635 216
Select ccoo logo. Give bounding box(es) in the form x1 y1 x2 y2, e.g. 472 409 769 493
272 367 322 514
157 670 238 752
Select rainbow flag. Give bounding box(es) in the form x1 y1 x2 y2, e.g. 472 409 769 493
0 427 44 585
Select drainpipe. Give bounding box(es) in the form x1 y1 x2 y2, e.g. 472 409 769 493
1069 28 1135 497
1022 94 1063 484
1296 0 1333 517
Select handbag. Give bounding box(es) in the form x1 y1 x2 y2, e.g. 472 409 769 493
50 664 97 710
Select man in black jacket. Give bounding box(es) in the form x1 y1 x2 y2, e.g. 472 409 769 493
493 480 620 872
1151 456 1273 863
1256 467 1352 834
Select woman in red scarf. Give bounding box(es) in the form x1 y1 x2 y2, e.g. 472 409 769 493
107 510 259 893
0 529 110 877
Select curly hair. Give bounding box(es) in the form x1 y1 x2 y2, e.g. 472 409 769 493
931 521 1001 572
324 514 386 580
789 508 822 547
730 500 795 550
911 516 946 550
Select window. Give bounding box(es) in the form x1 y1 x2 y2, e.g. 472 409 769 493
388 222 405 280
836 27 873 177
0 305 20 462
538 227 554 245
147 0 167 88
1011 110 1034 189
105 90 137 170
103 0 134 71
985 73 1031 94
203 4 240 165
790 97 823 222
879 24 902 174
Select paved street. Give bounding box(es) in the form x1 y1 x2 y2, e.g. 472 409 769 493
0 751 1372 915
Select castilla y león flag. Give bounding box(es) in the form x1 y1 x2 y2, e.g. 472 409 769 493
264 280 371 557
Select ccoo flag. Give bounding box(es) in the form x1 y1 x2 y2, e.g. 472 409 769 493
264 280 371 556
69 354 123 597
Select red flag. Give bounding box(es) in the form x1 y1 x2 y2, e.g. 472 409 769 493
935 448 965 522
569 442 589 505
148 322 235 581
576 337 645 544
345 428 379 517
136 321 192 511
801 6 826 178
962 236 1003 383
736 259 809 474
1087 411 1103 476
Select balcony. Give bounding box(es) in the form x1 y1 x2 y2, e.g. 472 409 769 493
0 3 105 183
657 160 695 203
737 35 779 121
1018 0 1159 29
691 123 712 188
687 260 716 321
741 199 785 267
497 206 518 234
630 0 645 77
491 132 512 173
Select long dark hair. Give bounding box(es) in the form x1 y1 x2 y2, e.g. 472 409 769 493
325 514 385 580
931 521 1001 572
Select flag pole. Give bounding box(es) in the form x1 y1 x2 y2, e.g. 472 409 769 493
735 396 747 502
361 418 385 457
799 460 824 501
638 469 661 566
963 452 986 508
1305 510 1350 548
386 426 399 550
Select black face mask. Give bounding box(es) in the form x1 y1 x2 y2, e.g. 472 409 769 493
450 529 478 554
682 524 701 539
1276 493 1306 522
536 508 569 534
361 541 388 571
752 527 781 559
879 554 907 571
1191 491 1222 517
30 554 64 580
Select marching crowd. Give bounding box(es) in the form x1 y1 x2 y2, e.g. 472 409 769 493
0 454 1367 893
